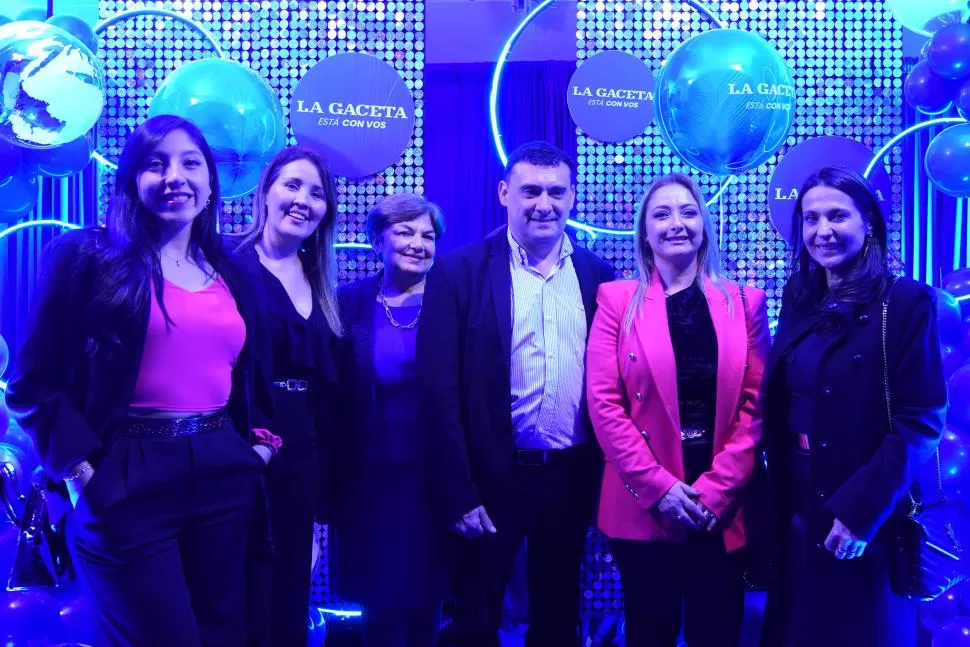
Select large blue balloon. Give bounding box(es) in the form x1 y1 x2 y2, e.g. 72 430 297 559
45 15 98 54
928 22 970 80
654 28 795 175
24 131 94 178
933 616 970 647
0 21 106 149
938 289 965 347
0 140 20 184
149 59 287 198
0 170 38 220
888 0 970 36
905 60 959 115
926 124 970 197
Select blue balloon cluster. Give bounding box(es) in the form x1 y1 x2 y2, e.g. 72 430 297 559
0 15 103 222
902 23 970 197
912 277 970 642
148 58 287 199
654 28 796 175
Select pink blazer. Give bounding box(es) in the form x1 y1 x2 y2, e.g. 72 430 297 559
586 275 770 552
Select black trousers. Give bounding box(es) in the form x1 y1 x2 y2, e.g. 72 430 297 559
609 534 746 647
266 440 320 646
449 443 600 647
68 423 263 647
360 603 441 647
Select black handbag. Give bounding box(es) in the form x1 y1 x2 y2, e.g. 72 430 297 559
881 281 968 601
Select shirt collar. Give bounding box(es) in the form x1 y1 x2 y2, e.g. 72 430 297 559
507 228 573 268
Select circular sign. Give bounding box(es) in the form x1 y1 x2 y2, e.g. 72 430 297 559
567 50 654 143
767 136 893 245
290 53 415 179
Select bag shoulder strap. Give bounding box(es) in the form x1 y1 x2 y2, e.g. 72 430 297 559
881 278 943 513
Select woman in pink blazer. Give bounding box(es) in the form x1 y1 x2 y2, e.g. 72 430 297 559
586 173 770 647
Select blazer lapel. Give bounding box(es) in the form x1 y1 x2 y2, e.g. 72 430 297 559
704 280 745 444
635 276 681 435
488 231 513 365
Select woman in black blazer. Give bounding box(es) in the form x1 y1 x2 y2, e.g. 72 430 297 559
331 193 446 647
760 168 947 647
5 115 274 646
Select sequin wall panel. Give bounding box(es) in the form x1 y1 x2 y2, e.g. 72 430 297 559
573 1 903 325
96 0 425 283
574 0 902 618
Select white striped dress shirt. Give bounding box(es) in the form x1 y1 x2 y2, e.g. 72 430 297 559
507 229 588 450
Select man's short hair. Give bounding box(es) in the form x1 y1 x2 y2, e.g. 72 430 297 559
504 141 575 181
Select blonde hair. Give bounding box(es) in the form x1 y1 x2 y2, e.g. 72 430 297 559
622 173 731 332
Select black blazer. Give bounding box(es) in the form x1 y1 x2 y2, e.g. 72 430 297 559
416 226 615 523
330 275 381 490
762 277 947 544
5 228 274 480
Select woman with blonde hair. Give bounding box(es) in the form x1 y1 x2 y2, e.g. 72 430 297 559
586 173 770 647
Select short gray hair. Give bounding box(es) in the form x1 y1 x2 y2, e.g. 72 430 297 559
365 193 445 247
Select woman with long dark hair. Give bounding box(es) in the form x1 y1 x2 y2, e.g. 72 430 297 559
236 145 342 646
5 114 273 646
760 167 946 647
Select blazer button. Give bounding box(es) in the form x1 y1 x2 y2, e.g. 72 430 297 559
858 313 871 326
635 392 642 401
819 440 830 449
822 386 833 397
818 490 828 500
629 353 637 361
852 354 865 365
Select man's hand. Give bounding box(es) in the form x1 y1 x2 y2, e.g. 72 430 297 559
453 505 498 538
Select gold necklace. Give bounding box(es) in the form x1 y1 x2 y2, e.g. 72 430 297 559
378 286 421 329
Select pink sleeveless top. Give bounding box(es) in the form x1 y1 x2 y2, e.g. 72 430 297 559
129 278 246 412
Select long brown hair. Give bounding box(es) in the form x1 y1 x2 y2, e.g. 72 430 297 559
239 145 343 336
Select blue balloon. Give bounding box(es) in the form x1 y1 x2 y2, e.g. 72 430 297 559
922 589 966 632
654 28 795 175
928 22 970 80
926 124 970 197
888 0 970 36
14 8 47 22
0 170 38 219
24 131 93 178
958 80 970 121
0 21 106 149
905 60 959 115
149 59 287 198
0 16 11 28
45 15 98 54
0 140 21 183
0 333 7 376
939 290 965 347
934 616 970 647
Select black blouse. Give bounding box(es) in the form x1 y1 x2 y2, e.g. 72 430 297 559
666 281 718 483
260 264 337 446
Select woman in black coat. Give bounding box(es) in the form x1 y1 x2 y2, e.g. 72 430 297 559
760 167 947 647
330 193 447 647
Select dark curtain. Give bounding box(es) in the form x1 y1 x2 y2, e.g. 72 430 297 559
423 60 576 252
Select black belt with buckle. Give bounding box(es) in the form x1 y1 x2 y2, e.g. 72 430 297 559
124 410 227 438
514 445 590 467
272 379 310 393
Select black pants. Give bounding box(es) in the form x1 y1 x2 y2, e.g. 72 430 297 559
68 423 262 646
449 443 600 647
360 603 440 647
266 440 320 646
609 534 745 647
